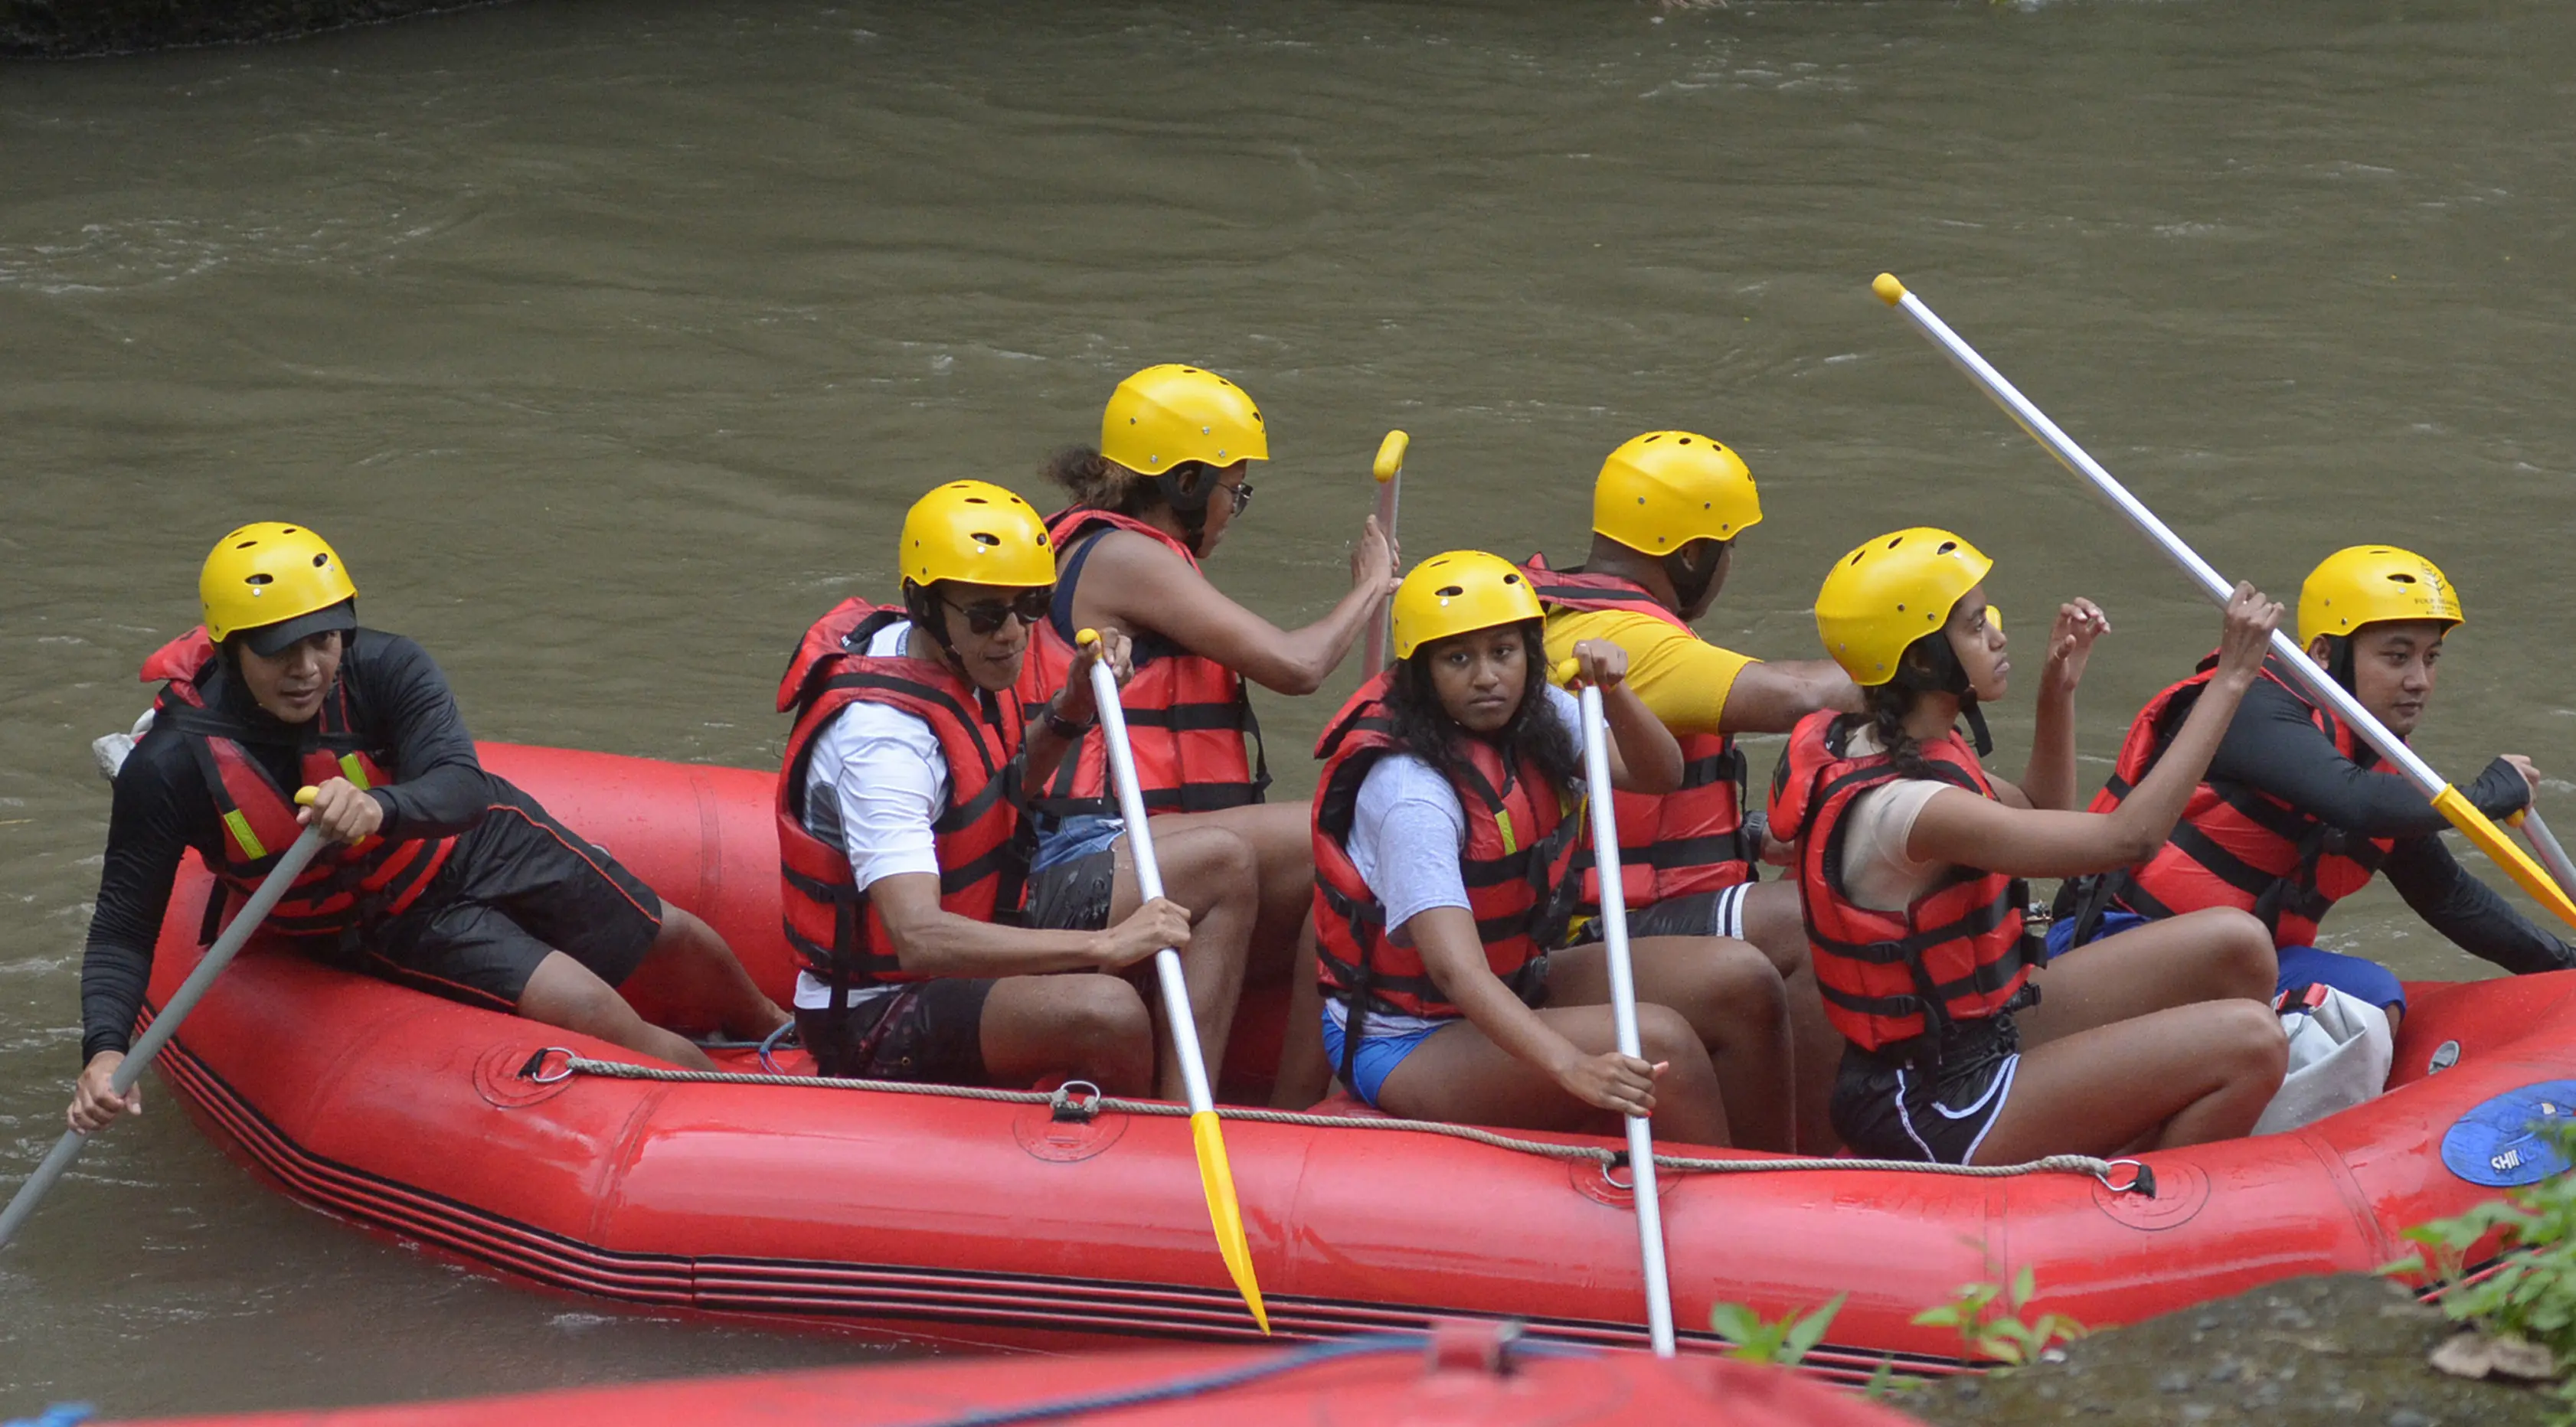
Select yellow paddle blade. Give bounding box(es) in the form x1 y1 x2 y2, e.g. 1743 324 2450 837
1190 1109 1270 1334
2434 785 2576 932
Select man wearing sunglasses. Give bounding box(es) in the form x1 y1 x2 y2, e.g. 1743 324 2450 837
776 481 1259 1098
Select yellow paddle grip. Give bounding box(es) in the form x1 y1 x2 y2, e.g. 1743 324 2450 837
2434 785 2576 931
1873 272 1908 305
1372 431 1410 483
294 786 319 807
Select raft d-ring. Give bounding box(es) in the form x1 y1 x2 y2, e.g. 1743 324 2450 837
2096 1158 2158 1197
1050 1079 1103 1124
1599 1151 1636 1193
517 1047 577 1085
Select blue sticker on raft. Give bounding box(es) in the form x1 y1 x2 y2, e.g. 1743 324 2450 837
2442 1080 2576 1187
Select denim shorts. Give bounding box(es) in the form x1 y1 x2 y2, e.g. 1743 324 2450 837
1034 813 1126 873
1319 1008 1451 1109
2046 907 2407 1013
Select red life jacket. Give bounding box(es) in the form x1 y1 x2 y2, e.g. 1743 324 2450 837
776 599 1030 994
1522 554 1754 907
138 629 456 940
1014 508 1267 818
2084 654 2395 949
1309 671 1582 1028
1767 710 2038 1053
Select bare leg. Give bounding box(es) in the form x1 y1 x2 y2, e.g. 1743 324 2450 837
1174 802 1333 1108
1969 999 2287 1163
977 975 1156 1096
1548 936 1792 1151
2019 907 2274 1050
1110 821 1257 1100
615 905 792 1040
1375 1002 1732 1145
517 951 718 1071
1741 880 1842 1154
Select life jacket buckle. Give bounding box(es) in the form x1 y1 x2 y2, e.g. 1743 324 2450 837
1050 1079 1103 1123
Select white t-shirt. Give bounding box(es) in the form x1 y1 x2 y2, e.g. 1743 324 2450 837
1329 684 1581 1037
1833 723 1960 914
793 620 948 1011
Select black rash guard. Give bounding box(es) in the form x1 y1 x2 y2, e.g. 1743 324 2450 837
2202 676 2574 976
80 631 495 1065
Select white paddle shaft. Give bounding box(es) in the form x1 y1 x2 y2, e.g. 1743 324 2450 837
1885 286 2449 798
1578 683 1678 1358
1087 656 1216 1116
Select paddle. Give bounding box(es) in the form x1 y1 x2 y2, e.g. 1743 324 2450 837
2513 810 2576 902
1872 273 2576 932
1559 656 1679 1357
1 792 328 1249
1362 430 1408 673
1076 629 1269 1333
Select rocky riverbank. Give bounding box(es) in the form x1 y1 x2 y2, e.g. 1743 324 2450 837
0 0 502 57
1903 1274 2558 1427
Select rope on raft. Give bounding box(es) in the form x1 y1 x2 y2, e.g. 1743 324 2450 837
525 1049 2153 1192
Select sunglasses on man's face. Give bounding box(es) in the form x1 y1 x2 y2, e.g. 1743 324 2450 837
1224 480 1254 517
945 587 1054 636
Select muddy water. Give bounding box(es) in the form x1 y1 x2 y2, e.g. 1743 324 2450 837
5 0 2574 1415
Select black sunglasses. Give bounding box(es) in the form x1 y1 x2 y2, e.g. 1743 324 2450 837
944 587 1054 635
1224 480 1254 517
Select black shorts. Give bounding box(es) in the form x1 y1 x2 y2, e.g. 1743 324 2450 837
1558 882 1754 947
1025 844 1119 932
348 782 663 1012
1831 1014 2023 1165
796 978 995 1085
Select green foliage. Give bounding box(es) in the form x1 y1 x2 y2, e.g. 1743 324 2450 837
1912 1264 2087 1367
1708 1292 1846 1368
2383 1118 2576 1419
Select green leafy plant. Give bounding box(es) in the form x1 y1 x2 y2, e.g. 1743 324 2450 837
2383 1118 2576 1419
1911 1265 2087 1367
1709 1292 1846 1367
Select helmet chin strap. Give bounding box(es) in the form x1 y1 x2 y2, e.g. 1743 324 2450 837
1900 634 1994 756
1661 540 1728 616
901 580 969 677
2322 634 2357 695
1155 462 1216 556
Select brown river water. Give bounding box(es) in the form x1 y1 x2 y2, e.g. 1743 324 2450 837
5 0 2574 1415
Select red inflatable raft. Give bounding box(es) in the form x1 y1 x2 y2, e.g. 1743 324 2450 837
122 1322 1912 1426
135 743 2576 1379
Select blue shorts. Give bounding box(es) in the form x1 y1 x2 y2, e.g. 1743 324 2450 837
1319 1007 1450 1108
1033 813 1125 873
2045 908 2407 1014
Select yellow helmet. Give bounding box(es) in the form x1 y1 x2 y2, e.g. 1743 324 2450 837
200 522 358 649
1100 364 1270 474
2298 545 2463 645
1814 527 1994 687
1591 430 1762 555
898 481 1056 589
1391 551 1543 660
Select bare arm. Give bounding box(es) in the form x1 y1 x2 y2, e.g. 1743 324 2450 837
1908 584 2282 878
1718 658 1865 734
2017 599 2110 812
1564 638 1682 795
1077 518 1396 696
1403 905 1665 1118
1019 629 1133 789
870 870 1187 978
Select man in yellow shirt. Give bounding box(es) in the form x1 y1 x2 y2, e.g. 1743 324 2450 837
1526 430 1858 1149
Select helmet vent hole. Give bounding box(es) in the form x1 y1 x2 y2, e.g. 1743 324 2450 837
2388 573 2417 584
964 496 989 505
1677 436 1692 445
311 553 328 567
235 540 258 550
281 527 298 534
1503 573 1523 586
1937 541 1958 555
1437 585 1465 599
246 573 274 586
1886 537 1902 550
972 533 999 547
